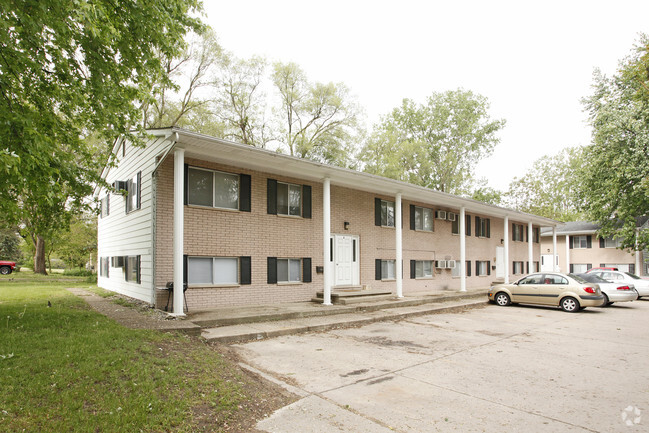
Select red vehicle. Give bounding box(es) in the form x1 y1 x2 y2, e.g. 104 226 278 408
0 260 16 275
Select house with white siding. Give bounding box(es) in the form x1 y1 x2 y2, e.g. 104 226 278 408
97 127 560 314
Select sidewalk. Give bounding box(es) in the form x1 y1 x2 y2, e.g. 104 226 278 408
69 287 489 343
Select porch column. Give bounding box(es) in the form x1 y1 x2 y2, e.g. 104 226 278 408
565 235 570 273
552 227 558 271
504 216 510 283
460 207 466 291
395 193 403 298
173 148 185 316
322 178 332 305
528 221 534 273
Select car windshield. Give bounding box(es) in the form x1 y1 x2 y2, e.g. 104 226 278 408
575 273 606 283
625 272 641 280
569 274 588 284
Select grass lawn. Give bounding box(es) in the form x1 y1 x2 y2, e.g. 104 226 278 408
0 272 287 432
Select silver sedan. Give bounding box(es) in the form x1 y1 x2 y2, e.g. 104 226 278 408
575 273 637 305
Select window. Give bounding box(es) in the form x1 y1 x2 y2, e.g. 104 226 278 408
452 260 471 278
380 200 395 227
100 195 110 218
413 206 433 231
267 257 311 283
512 224 524 241
476 261 490 276
533 227 540 243
475 216 490 238
513 261 524 275
100 257 109 277
571 235 591 249
544 275 568 285
187 167 240 210
381 260 396 280
602 236 621 248
187 257 244 285
570 264 590 273
125 172 141 214
277 182 302 216
125 255 140 283
411 260 433 278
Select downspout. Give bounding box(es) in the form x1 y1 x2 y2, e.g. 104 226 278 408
150 131 180 307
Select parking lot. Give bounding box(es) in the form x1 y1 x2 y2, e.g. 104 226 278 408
234 300 649 432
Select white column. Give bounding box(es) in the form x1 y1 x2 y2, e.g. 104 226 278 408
460 207 466 292
528 222 534 273
173 148 185 316
552 227 558 271
504 216 510 283
395 193 403 298
565 235 571 273
322 178 332 305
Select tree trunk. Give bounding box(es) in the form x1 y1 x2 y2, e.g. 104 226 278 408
33 235 47 275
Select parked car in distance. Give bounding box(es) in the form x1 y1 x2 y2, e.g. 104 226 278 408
488 272 605 312
575 273 637 306
0 260 16 275
586 269 649 299
588 266 618 272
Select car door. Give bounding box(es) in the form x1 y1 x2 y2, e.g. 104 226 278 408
539 274 569 305
511 274 543 303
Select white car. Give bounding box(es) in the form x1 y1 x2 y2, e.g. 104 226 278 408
586 270 649 299
576 273 637 305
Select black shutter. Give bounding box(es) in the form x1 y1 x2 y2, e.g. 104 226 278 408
512 223 516 241
410 205 416 230
476 261 479 276
569 236 574 249
184 164 189 205
302 258 312 283
630 264 635 274
183 255 188 286
239 174 251 212
599 237 605 248
586 235 592 249
526 262 529 274
410 260 416 279
106 194 110 216
525 225 529 242
330 238 334 262
136 171 141 209
267 179 277 215
375 198 382 226
475 216 480 236
240 256 251 285
375 259 382 280
466 214 471 236
136 255 141 284
487 261 491 276
267 257 277 284
302 185 312 218
466 260 471 277
570 264 574 273
486 219 491 238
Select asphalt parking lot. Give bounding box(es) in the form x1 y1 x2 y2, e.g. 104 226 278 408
234 299 649 432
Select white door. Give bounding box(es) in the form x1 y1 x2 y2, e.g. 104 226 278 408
333 235 359 286
495 246 504 279
541 254 555 272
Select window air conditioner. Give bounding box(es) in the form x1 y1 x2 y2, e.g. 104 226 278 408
435 260 447 269
447 212 457 222
113 180 128 192
446 260 457 269
435 210 447 220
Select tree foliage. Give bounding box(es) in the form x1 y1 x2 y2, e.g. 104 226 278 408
0 0 202 273
506 147 585 221
580 34 649 250
0 228 23 263
359 89 505 194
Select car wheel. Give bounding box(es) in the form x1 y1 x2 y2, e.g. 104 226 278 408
0 266 11 275
495 292 511 306
560 297 580 313
602 294 610 307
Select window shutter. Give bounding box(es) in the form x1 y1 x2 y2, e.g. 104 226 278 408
569 236 574 249
375 198 382 226
525 225 529 242
486 219 491 238
267 179 277 215
136 256 141 284
302 185 312 218
526 262 529 274
410 260 416 279
302 258 312 283
375 259 382 280
466 214 471 236
599 237 605 248
136 172 142 209
330 238 334 261
475 261 479 276
239 174 251 212
586 235 592 249
410 205 416 230
630 264 635 274
240 256 251 285
267 257 277 284
183 254 188 286
487 261 491 276
184 164 189 206
512 223 516 241
466 260 471 277
569 264 574 273
475 217 480 236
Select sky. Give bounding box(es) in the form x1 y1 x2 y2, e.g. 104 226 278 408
203 0 649 191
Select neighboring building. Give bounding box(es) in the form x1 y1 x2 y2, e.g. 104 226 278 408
540 220 648 276
97 128 558 314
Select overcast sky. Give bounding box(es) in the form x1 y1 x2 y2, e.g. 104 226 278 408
203 0 649 191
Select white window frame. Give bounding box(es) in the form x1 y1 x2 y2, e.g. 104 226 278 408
415 260 433 278
125 172 141 214
188 256 239 286
277 258 302 282
125 255 140 283
380 200 395 227
187 166 240 210
414 206 433 232
277 182 302 217
381 259 396 280
572 235 589 249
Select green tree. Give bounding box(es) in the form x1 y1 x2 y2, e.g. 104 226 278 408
0 228 23 263
470 178 503 206
0 0 203 273
505 147 585 221
271 62 363 166
360 89 505 194
54 213 97 270
580 34 649 250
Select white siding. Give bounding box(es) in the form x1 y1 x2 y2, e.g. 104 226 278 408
97 135 173 303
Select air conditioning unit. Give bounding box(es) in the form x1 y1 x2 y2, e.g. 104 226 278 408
435 210 447 220
113 180 128 192
435 260 447 269
446 260 457 269
446 212 457 222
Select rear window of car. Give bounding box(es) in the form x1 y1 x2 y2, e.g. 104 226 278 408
625 272 641 280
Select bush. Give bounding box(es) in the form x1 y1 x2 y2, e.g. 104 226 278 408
63 268 94 277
